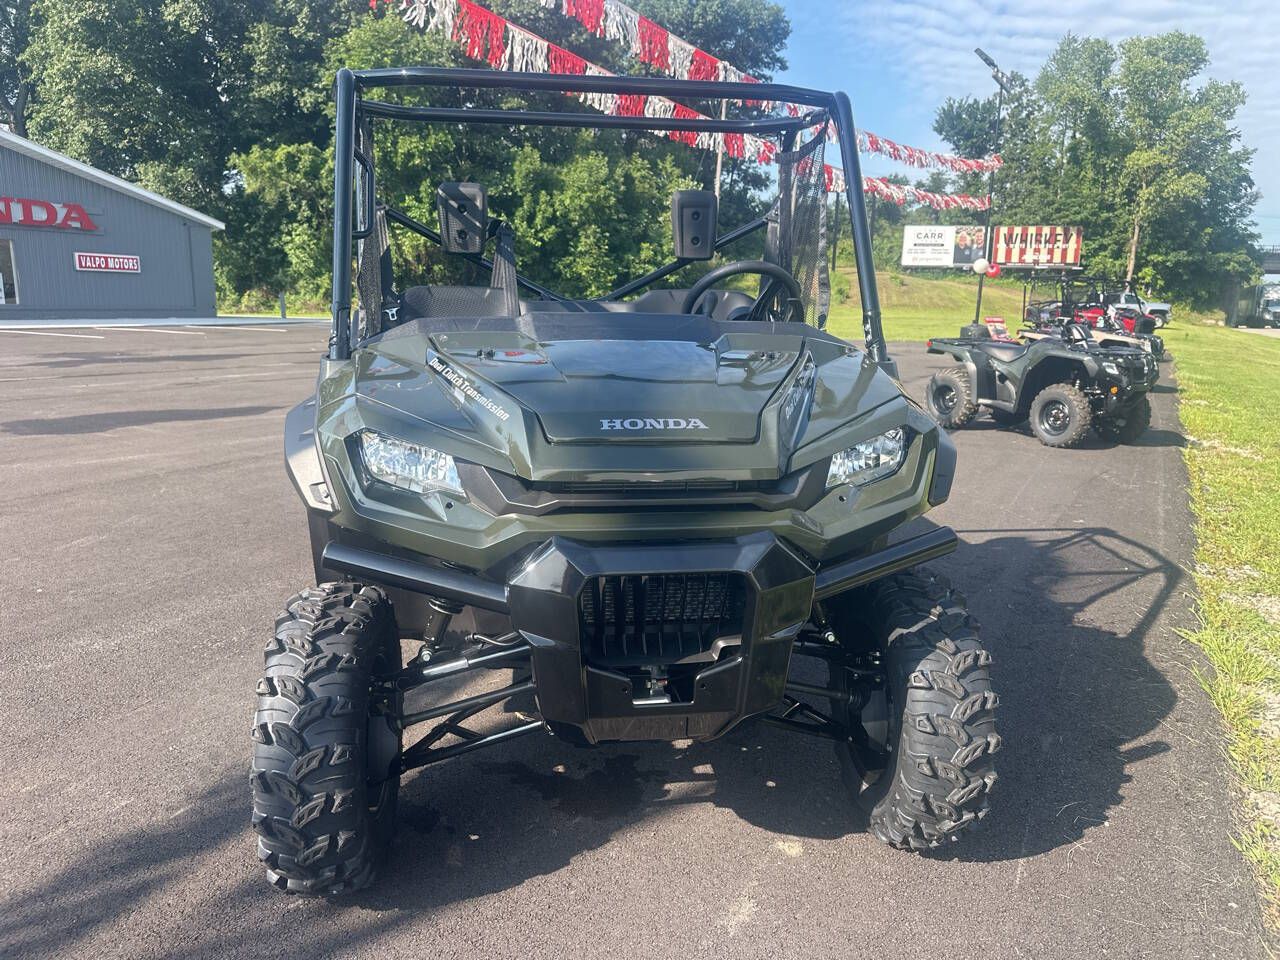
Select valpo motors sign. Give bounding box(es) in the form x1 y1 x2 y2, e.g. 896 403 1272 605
0 197 98 231
74 252 140 273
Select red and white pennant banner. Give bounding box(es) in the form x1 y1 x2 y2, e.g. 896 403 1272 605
541 0 1001 173
860 132 1000 175
861 177 989 211
388 0 989 209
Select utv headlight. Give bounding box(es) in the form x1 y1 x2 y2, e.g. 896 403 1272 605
827 428 907 488
357 429 464 497
1101 360 1122 376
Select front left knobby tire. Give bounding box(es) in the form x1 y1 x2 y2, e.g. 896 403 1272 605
830 569 999 851
251 583 402 895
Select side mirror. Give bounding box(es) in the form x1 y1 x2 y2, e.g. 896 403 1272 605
671 190 717 260
436 182 488 254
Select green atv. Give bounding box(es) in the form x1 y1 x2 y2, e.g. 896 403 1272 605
251 67 999 895
925 323 1157 447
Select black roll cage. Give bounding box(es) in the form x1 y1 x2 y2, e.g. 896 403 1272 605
329 66 888 366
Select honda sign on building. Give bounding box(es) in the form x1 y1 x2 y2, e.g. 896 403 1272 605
0 128 223 321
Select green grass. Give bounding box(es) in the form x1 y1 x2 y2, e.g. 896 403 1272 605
1159 319 1280 920
826 268 1027 343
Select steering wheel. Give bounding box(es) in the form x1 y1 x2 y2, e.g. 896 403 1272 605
680 260 804 322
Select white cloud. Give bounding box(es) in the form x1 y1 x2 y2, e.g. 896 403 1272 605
827 0 1279 240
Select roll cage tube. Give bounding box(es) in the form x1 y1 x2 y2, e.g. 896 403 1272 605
327 67 888 368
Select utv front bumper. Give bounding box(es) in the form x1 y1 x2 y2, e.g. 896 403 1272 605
322 526 956 743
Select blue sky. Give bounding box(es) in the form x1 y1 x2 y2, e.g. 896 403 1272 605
777 0 1280 245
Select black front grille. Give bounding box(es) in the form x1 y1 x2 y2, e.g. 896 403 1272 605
578 572 746 666
533 479 742 496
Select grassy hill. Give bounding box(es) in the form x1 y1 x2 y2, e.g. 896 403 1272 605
826 269 1026 344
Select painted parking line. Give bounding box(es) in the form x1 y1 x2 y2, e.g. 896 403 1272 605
186 325 290 333
93 326 205 336
0 328 106 340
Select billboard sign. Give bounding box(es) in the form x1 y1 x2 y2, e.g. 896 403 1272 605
901 225 987 268
74 252 141 273
992 226 1083 267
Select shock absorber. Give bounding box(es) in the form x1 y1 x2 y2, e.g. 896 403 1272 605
419 595 465 663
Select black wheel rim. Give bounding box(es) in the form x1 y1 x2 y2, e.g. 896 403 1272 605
933 383 958 414
832 652 895 787
1038 398 1071 436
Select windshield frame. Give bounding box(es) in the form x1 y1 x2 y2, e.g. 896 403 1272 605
328 67 887 367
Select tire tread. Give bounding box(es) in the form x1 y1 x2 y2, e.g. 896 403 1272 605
863 569 999 851
1029 382 1092 448
925 368 978 429
251 582 399 896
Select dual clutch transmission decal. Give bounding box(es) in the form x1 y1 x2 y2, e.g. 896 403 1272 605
427 353 511 422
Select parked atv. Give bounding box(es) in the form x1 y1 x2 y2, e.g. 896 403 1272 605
925 323 1157 447
251 67 998 896
1080 303 1159 338
1022 312 1165 362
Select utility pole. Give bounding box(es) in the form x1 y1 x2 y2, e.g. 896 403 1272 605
972 48 1013 325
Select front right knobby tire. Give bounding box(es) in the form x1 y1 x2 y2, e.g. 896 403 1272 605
832 569 999 851
251 583 402 895
1029 383 1092 448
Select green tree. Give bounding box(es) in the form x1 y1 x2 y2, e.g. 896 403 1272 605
933 31 1258 304
0 0 34 134
1114 32 1256 295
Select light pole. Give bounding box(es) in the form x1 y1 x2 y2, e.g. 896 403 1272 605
972 48 1013 325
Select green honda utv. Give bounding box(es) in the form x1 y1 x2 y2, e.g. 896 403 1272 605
251 67 999 895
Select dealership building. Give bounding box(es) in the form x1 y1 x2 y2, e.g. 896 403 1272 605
0 128 224 321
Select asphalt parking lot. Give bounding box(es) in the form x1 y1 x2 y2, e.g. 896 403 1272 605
0 324 1268 959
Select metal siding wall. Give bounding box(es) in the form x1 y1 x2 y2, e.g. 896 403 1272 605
0 145 218 320
187 224 217 314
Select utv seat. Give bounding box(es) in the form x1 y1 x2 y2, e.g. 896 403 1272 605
523 288 753 321
401 285 516 320
972 340 1028 363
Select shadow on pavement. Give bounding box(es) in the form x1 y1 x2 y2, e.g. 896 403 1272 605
0 774 250 958
0 524 1183 956
1 406 283 436
26 352 256 369
926 525 1181 864
979 414 1187 449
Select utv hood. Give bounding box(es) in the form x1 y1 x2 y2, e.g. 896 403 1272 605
430 332 795 444
348 313 904 476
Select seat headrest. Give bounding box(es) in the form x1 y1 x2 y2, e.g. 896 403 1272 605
436 183 488 254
